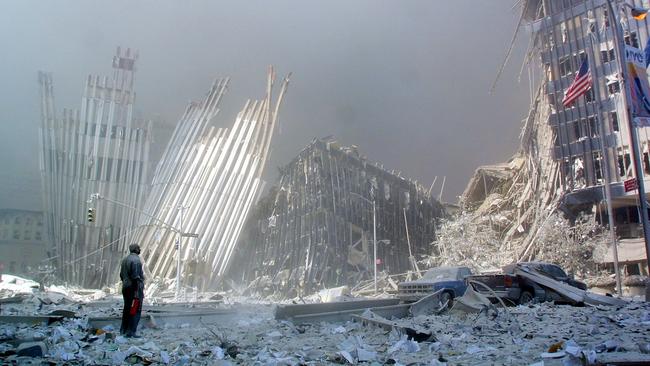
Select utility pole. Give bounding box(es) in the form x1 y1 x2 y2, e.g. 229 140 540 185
372 198 377 294
606 0 650 281
175 205 187 301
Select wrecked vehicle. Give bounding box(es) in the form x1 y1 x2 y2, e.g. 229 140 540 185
468 262 587 305
397 266 472 306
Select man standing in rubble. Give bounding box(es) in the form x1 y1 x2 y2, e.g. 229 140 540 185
120 243 145 338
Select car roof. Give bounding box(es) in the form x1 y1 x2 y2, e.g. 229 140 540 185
519 262 559 267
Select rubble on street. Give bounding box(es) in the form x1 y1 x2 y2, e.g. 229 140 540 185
1 277 650 365
5 1 650 365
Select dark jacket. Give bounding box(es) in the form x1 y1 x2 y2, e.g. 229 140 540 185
120 253 145 297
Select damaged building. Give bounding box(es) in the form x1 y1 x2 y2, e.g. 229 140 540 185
232 138 446 295
455 0 650 275
37 45 290 291
38 48 152 288
131 68 290 293
522 0 650 274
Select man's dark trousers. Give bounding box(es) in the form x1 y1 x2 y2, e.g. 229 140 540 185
120 285 142 336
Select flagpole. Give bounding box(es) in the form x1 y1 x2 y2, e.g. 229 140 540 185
606 0 650 281
586 32 622 296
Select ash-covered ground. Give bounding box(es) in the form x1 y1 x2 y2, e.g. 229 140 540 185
1 276 650 365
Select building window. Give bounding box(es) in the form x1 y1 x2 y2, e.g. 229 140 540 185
548 92 556 106
619 153 632 176
587 117 598 137
584 89 594 103
593 152 603 181
610 111 619 132
559 56 573 76
572 121 581 141
560 22 569 43
14 217 22 225
601 48 616 63
35 231 42 241
13 230 20 240
23 231 31 240
624 31 639 48
608 82 621 95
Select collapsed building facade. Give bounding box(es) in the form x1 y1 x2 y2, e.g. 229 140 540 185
232 138 446 295
38 46 290 290
131 69 290 292
453 0 650 275
38 48 152 288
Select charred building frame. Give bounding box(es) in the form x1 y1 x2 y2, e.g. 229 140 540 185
233 138 446 295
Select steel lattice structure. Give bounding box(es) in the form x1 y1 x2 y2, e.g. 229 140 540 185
132 67 290 291
38 47 151 288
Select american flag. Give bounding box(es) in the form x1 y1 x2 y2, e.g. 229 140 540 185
562 57 592 107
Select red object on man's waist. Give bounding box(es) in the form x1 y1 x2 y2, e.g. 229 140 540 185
129 298 140 315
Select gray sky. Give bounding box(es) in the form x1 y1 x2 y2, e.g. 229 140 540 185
0 0 529 210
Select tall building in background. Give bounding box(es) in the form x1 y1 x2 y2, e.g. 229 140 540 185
525 0 649 272
0 209 47 275
38 47 152 288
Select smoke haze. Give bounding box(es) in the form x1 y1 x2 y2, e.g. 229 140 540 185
0 0 529 210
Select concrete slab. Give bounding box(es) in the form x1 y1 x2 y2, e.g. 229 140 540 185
409 290 444 316
0 315 64 326
274 298 400 320
289 303 411 324
87 309 237 330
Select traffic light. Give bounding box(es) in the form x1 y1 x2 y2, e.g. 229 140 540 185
87 208 96 223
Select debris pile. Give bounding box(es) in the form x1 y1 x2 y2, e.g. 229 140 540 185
2 284 649 365
430 89 610 280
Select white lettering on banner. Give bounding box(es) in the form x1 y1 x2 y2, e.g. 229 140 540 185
625 45 645 67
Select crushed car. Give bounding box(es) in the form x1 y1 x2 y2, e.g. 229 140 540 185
468 262 588 305
397 266 472 308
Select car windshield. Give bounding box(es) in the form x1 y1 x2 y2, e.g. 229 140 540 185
421 267 459 281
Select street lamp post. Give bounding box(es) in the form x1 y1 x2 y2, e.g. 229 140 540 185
88 193 180 234
350 192 377 294
606 1 650 281
372 198 377 294
89 194 198 301
176 206 184 301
